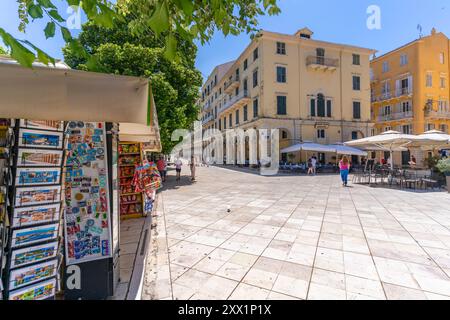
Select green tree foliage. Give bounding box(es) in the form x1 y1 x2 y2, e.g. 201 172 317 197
64 20 202 153
1 0 280 67
0 46 7 55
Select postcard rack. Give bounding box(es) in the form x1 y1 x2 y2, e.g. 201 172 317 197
1 120 65 300
119 142 145 220
0 119 13 299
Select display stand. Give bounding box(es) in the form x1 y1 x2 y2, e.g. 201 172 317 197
62 122 117 300
0 119 13 299
118 142 144 220
1 120 64 300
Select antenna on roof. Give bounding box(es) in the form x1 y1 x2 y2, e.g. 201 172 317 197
417 24 423 38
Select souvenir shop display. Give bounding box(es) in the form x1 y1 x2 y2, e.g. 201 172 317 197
119 142 144 219
64 122 112 265
133 161 162 215
0 119 12 299
0 119 64 300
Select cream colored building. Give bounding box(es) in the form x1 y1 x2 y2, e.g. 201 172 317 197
200 28 376 164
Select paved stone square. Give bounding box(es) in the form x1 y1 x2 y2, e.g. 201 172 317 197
142 166 450 300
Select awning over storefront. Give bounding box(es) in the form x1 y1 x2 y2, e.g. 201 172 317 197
119 123 161 152
119 86 162 151
0 59 151 125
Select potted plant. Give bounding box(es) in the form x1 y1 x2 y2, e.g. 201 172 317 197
436 158 450 192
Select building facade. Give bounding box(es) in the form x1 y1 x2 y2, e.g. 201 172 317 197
371 28 450 165
200 27 375 164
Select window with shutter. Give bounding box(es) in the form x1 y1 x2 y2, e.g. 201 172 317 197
353 101 361 119
317 94 325 117
277 96 287 115
310 99 316 117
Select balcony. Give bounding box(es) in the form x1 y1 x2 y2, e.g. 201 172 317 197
224 75 240 94
377 111 413 122
425 110 450 120
372 88 413 103
306 56 339 71
202 114 214 125
222 90 251 113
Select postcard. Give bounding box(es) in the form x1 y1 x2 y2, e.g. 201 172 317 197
15 186 61 207
12 203 61 228
19 129 63 149
9 259 58 290
9 278 56 300
10 241 59 268
11 223 59 248
16 167 61 186
17 149 63 167
19 120 64 132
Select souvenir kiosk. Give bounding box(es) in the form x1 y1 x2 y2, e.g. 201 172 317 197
0 58 160 300
118 123 162 220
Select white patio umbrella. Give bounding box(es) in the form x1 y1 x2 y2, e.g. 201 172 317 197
280 142 336 154
328 144 367 156
415 130 450 151
345 131 427 169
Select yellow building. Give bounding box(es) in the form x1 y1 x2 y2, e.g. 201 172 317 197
200 27 375 164
371 28 450 166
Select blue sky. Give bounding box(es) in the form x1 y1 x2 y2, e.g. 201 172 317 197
2 0 450 80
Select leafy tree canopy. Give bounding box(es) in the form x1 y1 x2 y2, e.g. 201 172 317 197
63 19 202 153
0 46 7 55
1 0 280 68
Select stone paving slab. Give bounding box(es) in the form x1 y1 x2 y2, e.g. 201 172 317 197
142 166 450 300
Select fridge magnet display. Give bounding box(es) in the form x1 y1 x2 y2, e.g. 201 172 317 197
15 167 61 186
12 203 60 228
64 122 112 265
10 241 59 268
19 120 64 132
9 259 58 290
15 185 61 207
9 278 56 300
18 129 63 149
17 149 63 167
11 223 59 248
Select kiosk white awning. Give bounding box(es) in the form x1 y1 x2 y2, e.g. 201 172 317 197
0 60 151 125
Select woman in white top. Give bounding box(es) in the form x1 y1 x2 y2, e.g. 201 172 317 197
175 158 182 181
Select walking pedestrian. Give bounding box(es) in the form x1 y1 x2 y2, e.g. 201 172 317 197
339 156 350 187
311 155 317 175
175 158 182 181
307 158 313 175
189 156 196 182
156 156 167 182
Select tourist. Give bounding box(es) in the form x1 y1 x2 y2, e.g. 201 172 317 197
156 156 167 182
311 155 317 175
408 155 417 168
307 158 313 175
339 156 351 187
189 156 196 182
175 158 182 181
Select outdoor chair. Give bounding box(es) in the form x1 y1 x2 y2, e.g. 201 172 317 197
403 171 421 190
